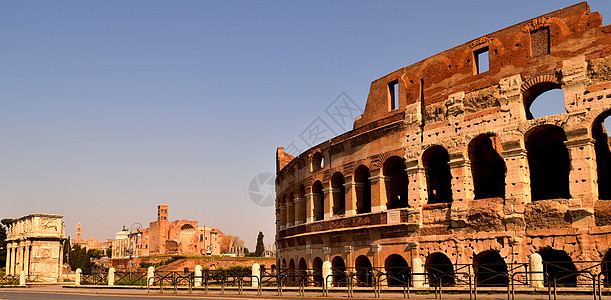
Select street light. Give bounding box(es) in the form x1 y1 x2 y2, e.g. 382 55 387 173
127 223 142 272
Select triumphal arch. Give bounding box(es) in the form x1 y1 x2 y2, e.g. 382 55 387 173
275 2 611 287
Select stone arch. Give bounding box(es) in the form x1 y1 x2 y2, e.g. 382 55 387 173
312 257 324 286
422 146 453 204
281 258 287 270
521 76 563 120
288 258 297 286
298 257 307 278
468 134 506 199
383 156 409 209
312 180 324 221
384 254 410 287
354 165 372 214
538 247 577 287
525 125 571 200
355 255 373 286
473 250 508 286
331 256 347 286
331 172 346 216
425 252 455 285
593 110 611 200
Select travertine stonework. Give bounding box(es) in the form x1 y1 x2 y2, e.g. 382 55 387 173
275 2 611 286
5 214 65 283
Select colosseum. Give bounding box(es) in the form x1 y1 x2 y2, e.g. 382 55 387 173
275 2 611 289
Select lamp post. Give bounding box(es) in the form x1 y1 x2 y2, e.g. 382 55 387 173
127 223 142 272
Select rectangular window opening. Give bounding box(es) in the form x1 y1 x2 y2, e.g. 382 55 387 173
474 47 489 74
388 80 399 110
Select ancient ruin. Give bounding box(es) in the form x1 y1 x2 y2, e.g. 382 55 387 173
5 214 65 282
275 2 611 287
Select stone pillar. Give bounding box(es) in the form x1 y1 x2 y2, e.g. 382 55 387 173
75 268 82 286
565 137 598 208
449 157 472 202
344 178 357 217
305 189 314 223
294 197 306 225
323 185 333 220
322 260 332 288
502 146 530 210
279 205 287 230
529 253 543 288
6 244 12 276
19 270 26 286
412 257 425 288
108 267 115 286
16 245 22 274
23 243 30 277
147 266 155 287
286 201 294 227
370 170 388 213
406 163 427 207
10 243 17 276
252 263 260 288
194 265 202 287
58 242 64 279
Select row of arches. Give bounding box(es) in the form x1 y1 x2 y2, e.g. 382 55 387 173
279 116 611 227
281 247 587 287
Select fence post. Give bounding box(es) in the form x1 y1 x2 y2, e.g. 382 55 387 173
19 270 26 286
529 253 543 288
252 263 260 288
412 257 425 288
147 266 155 287
323 260 332 288
194 265 202 287
75 268 82 286
108 267 115 286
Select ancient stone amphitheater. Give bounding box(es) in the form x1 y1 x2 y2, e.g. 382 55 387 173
275 2 611 288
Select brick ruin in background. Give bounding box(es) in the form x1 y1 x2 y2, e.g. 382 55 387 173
5 214 65 282
275 2 611 287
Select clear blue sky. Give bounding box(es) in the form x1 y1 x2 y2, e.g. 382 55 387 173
1 1 610 249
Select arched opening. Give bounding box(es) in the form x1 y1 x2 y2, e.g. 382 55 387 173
331 172 346 216
312 152 324 171
384 254 410 287
281 258 287 270
312 257 324 286
298 257 307 279
473 250 508 286
423 146 453 204
523 82 565 120
593 111 611 200
354 165 372 214
312 181 324 221
526 125 571 200
602 250 611 286
280 195 287 227
469 134 506 199
331 256 347 286
288 258 297 286
426 252 455 286
288 192 296 226
297 185 306 224
384 156 409 209
355 255 373 286
538 248 577 287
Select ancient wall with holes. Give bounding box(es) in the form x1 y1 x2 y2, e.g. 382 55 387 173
275 2 611 272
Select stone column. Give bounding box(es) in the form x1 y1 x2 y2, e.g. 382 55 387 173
370 170 388 213
194 265 202 287
412 257 425 288
10 243 17 276
502 146 530 216
19 270 25 286
58 242 64 279
529 253 543 288
108 267 115 286
323 185 333 220
288 201 296 227
23 243 30 277
251 263 260 288
5 244 12 276
344 177 357 217
279 205 287 230
449 157 472 202
147 266 155 287
322 260 332 288
565 137 598 207
294 197 306 225
16 245 22 274
305 187 314 223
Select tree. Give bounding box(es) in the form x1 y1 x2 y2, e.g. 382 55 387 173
105 246 112 258
87 249 103 260
254 231 265 257
68 244 92 273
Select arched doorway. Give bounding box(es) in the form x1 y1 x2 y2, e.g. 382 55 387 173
331 256 347 286
288 258 296 286
312 181 324 221
423 146 453 204
526 125 571 200
354 166 372 214
384 156 409 208
473 250 508 286
298 257 307 279
426 252 455 286
385 254 410 287
312 257 323 286
355 255 373 286
538 248 577 287
469 134 506 199
593 111 611 200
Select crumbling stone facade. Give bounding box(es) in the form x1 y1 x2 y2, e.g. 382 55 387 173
5 214 65 282
275 2 611 286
